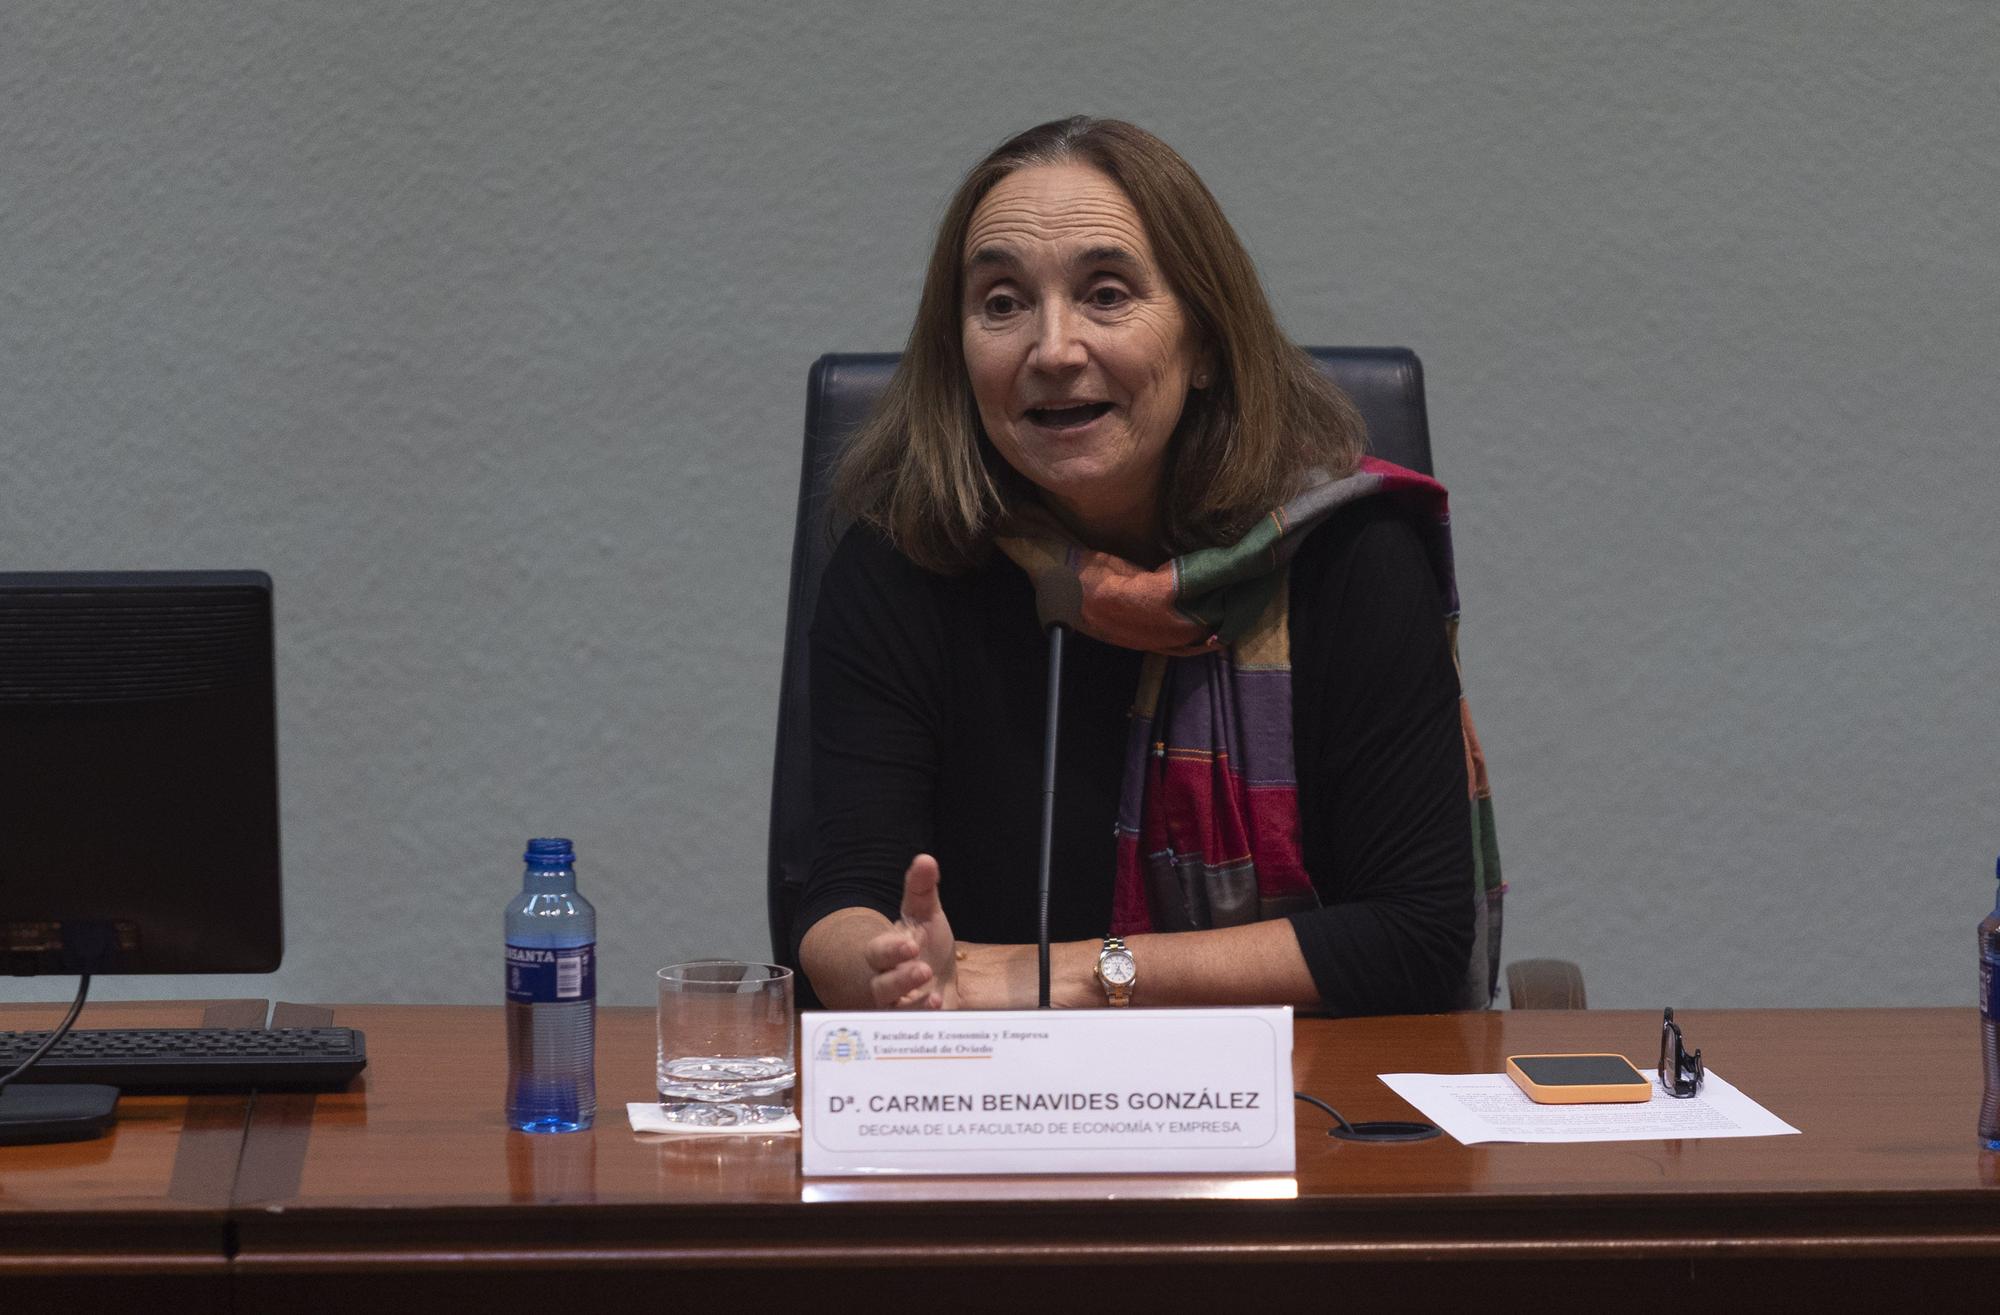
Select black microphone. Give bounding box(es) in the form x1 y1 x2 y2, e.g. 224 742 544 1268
1031 571 1081 1010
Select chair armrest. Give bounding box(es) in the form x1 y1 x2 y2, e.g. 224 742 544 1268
1506 958 1587 1010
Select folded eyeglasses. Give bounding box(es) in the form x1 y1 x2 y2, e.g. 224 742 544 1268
1658 1007 1703 1098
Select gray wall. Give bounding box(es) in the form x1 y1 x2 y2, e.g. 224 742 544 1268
4 2 1994 1010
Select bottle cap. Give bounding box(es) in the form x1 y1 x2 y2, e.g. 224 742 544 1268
524 837 576 868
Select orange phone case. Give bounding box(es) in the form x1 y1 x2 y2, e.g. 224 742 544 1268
1505 1054 1652 1104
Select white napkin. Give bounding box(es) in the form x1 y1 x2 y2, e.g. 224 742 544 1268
626 1101 800 1136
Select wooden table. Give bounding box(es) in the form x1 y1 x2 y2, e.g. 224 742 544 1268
0 998 264 1306
232 1004 2000 1310
7 1003 2000 1311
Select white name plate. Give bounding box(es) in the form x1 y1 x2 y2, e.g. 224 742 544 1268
800 1007 1293 1177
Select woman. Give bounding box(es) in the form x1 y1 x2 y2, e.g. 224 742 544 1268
797 117 1489 1015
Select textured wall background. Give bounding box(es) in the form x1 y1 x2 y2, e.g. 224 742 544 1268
3 2 1995 1009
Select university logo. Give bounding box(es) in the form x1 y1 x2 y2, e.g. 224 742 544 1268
816 1026 869 1062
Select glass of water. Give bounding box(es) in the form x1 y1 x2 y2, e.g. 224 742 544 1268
655 961 795 1127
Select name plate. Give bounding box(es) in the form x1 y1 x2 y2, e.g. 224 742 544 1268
800 1007 1293 1176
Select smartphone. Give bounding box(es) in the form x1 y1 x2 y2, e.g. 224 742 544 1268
1505 1053 1652 1104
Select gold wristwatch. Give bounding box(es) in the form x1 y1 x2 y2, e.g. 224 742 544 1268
1095 935 1136 1007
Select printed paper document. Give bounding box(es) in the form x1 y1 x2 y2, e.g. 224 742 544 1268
1377 1069 1799 1145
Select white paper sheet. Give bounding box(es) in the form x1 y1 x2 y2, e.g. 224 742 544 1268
1376 1069 1799 1145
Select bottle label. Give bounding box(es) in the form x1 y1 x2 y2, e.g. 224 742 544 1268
506 943 596 1004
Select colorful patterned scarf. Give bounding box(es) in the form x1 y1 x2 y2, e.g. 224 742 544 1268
997 456 1503 1007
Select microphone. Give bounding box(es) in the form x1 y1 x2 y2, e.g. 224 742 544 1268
1031 571 1081 1010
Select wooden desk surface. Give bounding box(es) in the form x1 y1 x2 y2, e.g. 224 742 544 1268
222 1004 2000 1310
7 1001 1997 1309
0 998 263 1303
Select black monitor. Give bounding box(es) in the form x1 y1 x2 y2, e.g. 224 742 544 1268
0 571 282 975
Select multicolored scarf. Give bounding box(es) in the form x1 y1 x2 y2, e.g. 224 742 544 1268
997 456 1503 1007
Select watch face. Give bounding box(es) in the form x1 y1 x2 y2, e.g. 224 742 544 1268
1101 951 1136 985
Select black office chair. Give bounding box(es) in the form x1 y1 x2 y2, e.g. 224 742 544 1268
767 347 1583 1010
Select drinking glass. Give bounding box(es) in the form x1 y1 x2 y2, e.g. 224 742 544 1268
655 961 795 1127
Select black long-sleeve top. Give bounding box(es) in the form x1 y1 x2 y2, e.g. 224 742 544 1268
797 499 1474 1015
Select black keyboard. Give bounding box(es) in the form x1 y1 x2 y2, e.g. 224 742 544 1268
0 1027 367 1091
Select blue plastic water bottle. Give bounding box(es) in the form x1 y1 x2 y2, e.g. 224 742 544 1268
505 838 596 1133
1980 856 2000 1151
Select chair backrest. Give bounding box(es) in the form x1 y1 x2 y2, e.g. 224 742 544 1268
767 347 1436 985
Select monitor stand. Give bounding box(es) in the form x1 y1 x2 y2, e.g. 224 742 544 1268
0 971 118 1144
0 1083 120 1145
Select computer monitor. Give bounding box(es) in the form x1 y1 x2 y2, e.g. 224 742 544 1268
0 571 282 977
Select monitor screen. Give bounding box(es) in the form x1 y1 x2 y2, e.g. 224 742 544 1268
0 571 282 976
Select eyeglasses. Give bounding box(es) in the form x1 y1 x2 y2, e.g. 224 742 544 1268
1659 1007 1703 1098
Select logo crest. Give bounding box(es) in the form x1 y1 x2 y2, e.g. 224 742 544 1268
815 1026 869 1062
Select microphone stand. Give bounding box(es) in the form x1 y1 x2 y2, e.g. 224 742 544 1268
1036 622 1065 1009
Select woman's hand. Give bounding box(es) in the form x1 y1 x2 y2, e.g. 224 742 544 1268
862 854 959 1008
862 854 1088 1009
